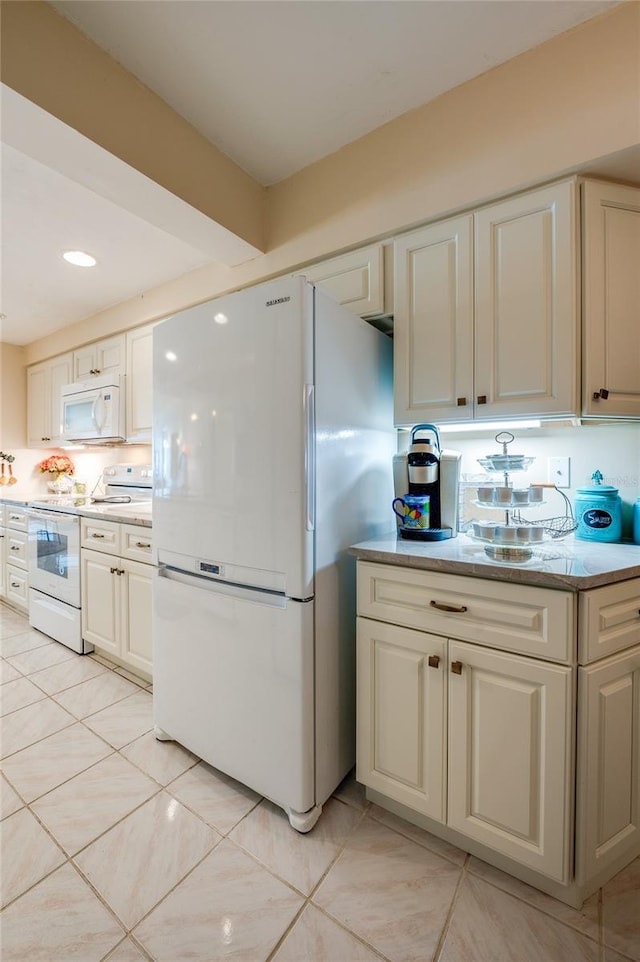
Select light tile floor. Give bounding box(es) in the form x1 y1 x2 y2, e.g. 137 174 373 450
1 602 638 962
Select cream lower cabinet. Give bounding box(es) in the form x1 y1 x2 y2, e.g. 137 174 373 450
356 560 640 906
3 506 29 612
357 617 572 882
0 521 6 600
576 644 640 883
81 519 153 679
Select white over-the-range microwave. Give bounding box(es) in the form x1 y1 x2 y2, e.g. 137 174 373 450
60 374 126 443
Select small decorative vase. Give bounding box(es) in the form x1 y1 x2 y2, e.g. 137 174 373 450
48 474 74 494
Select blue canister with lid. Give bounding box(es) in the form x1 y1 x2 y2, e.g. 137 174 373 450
633 499 640 545
575 470 622 543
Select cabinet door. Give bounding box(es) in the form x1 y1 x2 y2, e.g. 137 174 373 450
27 362 51 447
74 335 124 381
81 549 120 655
357 616 446 821
125 323 155 442
394 216 473 425
27 352 72 447
474 180 578 420
0 527 6 598
6 565 28 611
576 645 640 884
122 558 153 675
48 353 73 444
448 640 573 882
582 181 640 418
303 244 385 318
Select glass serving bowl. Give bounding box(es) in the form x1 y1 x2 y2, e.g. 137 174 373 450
477 455 535 472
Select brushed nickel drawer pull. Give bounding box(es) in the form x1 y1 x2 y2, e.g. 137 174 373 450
92 533 105 539
451 661 463 675
428 655 440 669
110 567 117 574
135 542 151 549
456 397 467 406
10 581 20 589
430 600 468 614
10 545 20 551
477 395 487 404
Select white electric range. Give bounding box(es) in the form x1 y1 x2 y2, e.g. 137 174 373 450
27 464 152 653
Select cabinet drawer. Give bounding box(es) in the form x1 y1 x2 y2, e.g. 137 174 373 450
357 562 574 662
6 530 28 570
578 578 640 664
81 518 121 555
5 506 28 531
121 525 153 564
6 565 28 609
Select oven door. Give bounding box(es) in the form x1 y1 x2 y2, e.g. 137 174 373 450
28 509 81 608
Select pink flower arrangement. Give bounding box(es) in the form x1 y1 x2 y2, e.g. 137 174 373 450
37 455 75 477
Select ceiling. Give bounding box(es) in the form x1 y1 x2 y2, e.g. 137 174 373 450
0 0 626 346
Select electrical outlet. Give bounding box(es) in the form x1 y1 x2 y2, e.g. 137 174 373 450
548 456 570 488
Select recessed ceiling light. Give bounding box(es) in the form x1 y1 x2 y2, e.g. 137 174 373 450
63 250 97 268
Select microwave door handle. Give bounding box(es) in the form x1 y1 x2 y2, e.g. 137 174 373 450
92 392 105 432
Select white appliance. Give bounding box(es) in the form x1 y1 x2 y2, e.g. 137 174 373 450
61 374 125 443
152 275 394 832
27 508 88 654
28 464 153 653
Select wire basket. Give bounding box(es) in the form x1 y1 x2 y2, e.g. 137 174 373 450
511 488 577 539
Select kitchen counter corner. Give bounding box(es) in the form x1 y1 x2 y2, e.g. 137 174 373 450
350 534 640 590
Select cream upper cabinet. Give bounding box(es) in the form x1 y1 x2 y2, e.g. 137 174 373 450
73 334 125 381
582 180 640 418
126 323 157 443
393 180 579 425
27 352 73 447
393 216 473 424
302 244 386 318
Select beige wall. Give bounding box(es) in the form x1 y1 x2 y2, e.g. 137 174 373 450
0 342 26 449
0 0 266 252
9 1 640 368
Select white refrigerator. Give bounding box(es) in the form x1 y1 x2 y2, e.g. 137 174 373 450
152 275 393 831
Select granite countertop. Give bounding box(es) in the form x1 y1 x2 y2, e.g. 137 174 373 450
26 497 152 528
350 534 640 590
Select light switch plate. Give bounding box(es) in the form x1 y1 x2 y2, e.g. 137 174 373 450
548 457 570 488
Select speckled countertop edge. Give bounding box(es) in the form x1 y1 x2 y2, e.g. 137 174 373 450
350 535 640 591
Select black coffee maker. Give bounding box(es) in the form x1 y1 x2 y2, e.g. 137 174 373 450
393 423 461 540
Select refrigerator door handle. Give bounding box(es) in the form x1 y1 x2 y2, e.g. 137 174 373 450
157 565 287 609
304 384 315 531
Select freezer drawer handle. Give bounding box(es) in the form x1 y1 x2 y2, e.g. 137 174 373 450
430 600 468 614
